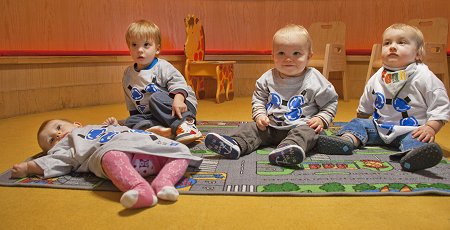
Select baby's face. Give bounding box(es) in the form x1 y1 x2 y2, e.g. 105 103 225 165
128 37 160 71
38 120 80 152
381 28 419 69
272 34 311 77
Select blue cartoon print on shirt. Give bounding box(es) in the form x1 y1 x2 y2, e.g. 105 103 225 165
85 128 107 140
374 92 385 109
372 90 418 134
99 131 119 144
284 95 305 121
130 87 144 101
266 93 282 110
144 83 160 93
393 97 411 112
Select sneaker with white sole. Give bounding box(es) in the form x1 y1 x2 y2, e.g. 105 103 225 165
268 144 305 167
204 133 241 159
175 119 202 144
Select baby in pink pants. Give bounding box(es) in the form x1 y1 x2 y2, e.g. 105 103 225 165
11 118 202 209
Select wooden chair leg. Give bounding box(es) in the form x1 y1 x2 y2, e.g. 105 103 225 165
197 77 206 99
225 64 234 101
215 65 226 103
342 70 348 101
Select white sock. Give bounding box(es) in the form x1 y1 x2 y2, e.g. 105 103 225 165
120 190 139 208
157 186 179 201
120 190 157 208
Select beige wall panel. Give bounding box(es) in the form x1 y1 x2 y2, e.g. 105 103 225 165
1 56 449 118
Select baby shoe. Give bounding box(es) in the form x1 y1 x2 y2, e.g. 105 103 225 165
399 143 443 172
175 118 202 144
316 135 354 155
204 133 241 159
268 144 305 167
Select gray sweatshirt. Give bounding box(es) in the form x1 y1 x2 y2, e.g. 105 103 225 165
252 67 338 129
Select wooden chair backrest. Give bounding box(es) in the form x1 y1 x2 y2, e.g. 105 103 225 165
408 17 448 46
308 21 346 59
184 15 206 61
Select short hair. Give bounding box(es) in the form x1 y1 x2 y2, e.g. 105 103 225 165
383 23 425 62
125 20 161 48
273 24 313 54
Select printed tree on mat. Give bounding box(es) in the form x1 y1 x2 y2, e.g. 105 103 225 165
353 183 377 192
319 182 345 192
262 182 299 192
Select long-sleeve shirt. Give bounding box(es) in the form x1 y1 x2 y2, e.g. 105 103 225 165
122 58 198 114
358 63 450 143
34 125 202 179
252 67 339 130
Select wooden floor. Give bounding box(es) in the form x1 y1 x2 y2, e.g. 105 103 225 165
0 97 449 229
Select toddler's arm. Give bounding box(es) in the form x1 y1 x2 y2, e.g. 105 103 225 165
172 93 187 119
11 161 44 178
412 120 445 143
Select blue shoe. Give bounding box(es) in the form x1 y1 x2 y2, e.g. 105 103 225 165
204 133 241 159
316 135 354 155
400 143 443 172
268 145 305 167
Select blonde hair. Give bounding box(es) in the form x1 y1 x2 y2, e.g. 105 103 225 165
125 20 161 48
383 23 425 62
273 24 313 54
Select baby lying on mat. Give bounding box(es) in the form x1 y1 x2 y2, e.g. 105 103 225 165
10 117 202 209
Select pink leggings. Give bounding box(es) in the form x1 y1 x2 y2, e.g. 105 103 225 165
101 150 189 208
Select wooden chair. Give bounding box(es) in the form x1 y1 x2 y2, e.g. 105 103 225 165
184 15 236 103
409 18 449 91
366 18 449 91
365 43 383 83
308 21 348 101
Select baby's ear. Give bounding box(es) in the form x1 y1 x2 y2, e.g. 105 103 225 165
308 52 313 60
74 122 82 127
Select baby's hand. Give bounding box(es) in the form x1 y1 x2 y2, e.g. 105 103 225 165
307 117 324 133
11 162 28 178
412 125 436 143
103 117 118 126
256 115 270 131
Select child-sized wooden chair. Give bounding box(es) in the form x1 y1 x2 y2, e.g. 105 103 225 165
366 43 383 83
308 21 348 101
366 18 449 92
409 18 449 91
184 15 236 103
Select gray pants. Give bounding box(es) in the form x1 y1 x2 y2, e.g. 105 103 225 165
231 122 318 156
124 92 196 134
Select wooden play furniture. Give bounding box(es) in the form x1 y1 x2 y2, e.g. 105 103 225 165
184 15 235 103
308 21 348 101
